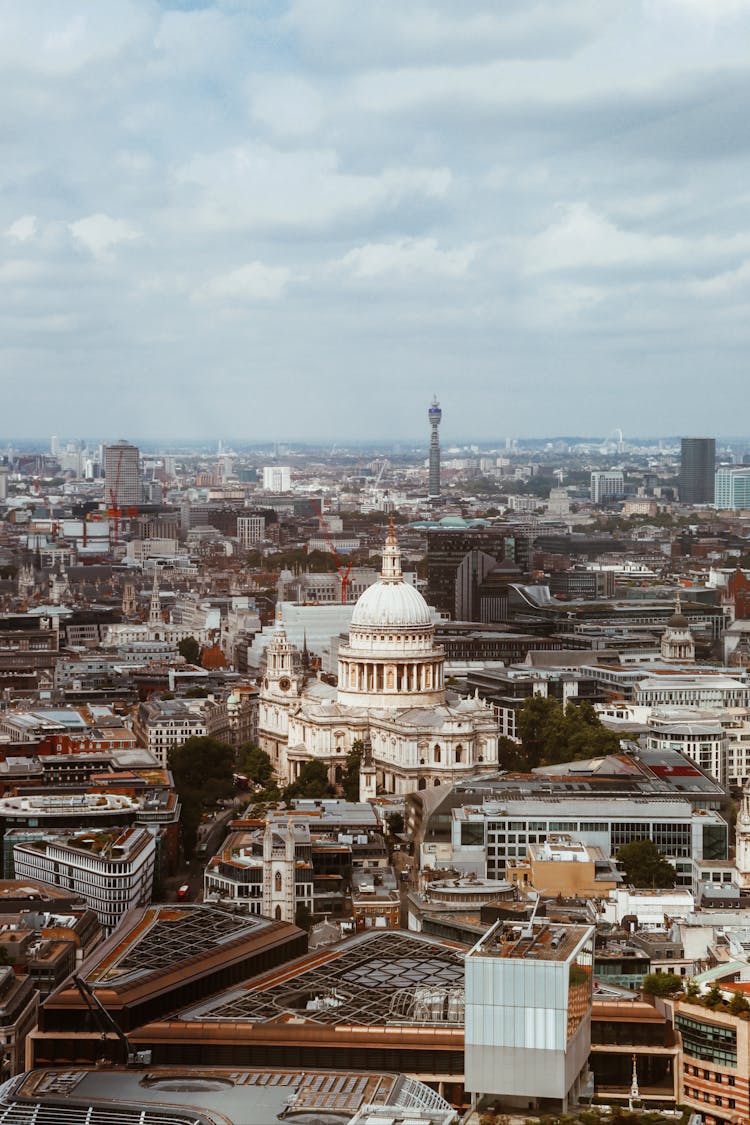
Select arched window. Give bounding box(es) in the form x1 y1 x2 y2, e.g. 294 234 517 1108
455 745 463 764
418 777 427 791
434 744 441 763
274 905 282 920
434 778 441 786
274 871 282 893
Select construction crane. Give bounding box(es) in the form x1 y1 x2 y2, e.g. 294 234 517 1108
373 459 389 488
72 974 152 1066
107 447 124 546
315 500 353 604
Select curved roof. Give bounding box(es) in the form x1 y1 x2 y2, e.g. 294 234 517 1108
350 579 432 629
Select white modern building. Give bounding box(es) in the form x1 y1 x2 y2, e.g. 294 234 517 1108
715 466 750 510
590 470 625 504
237 515 266 547
13 827 156 934
262 466 291 492
465 919 595 1111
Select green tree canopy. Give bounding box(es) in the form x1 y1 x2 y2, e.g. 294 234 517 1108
617 838 677 889
509 696 622 771
237 744 273 786
283 760 334 801
642 973 683 997
168 736 236 857
341 741 362 802
178 636 201 664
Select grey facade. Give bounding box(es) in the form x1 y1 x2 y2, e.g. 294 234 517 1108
679 438 716 504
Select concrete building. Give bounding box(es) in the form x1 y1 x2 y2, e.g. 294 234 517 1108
505 834 621 898
262 465 291 492
464 918 595 1111
237 514 266 546
715 466 750 510
13 826 156 933
420 790 728 892
0 967 38 1077
590 470 625 504
680 437 716 504
103 440 141 509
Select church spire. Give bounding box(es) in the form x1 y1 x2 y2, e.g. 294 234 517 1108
149 570 161 625
381 518 402 583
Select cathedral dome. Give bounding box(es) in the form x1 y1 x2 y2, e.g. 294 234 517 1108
349 521 432 630
350 578 432 629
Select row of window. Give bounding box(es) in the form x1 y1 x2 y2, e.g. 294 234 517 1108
684 1089 736 1108
685 1065 736 1084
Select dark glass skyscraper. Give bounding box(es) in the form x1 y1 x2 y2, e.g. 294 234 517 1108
679 438 716 504
428 396 442 497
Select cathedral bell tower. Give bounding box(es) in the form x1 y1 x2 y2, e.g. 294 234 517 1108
736 781 750 887
262 819 296 922
262 606 301 702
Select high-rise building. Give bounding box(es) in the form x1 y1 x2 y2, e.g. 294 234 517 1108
262 465 291 492
679 437 716 504
103 440 141 509
590 470 624 504
50 435 58 457
428 396 441 497
465 918 595 1111
715 466 750 510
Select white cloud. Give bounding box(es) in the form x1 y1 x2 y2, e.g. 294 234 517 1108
175 144 451 232
196 262 291 303
68 214 140 259
249 76 326 140
338 237 475 281
525 202 685 273
5 215 37 242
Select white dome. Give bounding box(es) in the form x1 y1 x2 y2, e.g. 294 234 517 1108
350 579 432 629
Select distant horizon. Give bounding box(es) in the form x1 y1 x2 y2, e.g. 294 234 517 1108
1 433 748 451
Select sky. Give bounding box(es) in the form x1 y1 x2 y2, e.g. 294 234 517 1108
2 0 750 444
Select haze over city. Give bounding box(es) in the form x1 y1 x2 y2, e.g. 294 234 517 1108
3 1 750 439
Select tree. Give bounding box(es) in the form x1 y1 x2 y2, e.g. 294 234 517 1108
705 984 724 1009
178 636 201 664
283 760 334 801
729 991 750 1016
509 696 622 772
385 811 404 836
295 903 313 931
168 736 236 857
237 744 273 786
617 839 677 889
642 973 683 997
341 741 362 801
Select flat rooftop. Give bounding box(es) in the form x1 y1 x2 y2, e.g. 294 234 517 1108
469 920 593 963
3 1067 455 1125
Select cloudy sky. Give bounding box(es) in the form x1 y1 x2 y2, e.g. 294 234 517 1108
2 0 750 443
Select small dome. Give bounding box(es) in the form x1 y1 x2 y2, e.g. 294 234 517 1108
350 580 432 629
668 612 689 629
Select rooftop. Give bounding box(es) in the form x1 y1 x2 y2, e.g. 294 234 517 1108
84 905 275 986
3 1067 455 1125
181 930 468 1028
469 919 594 964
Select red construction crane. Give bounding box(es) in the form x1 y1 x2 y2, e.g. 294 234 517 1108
315 500 353 604
108 448 124 546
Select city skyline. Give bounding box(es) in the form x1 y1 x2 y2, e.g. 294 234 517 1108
1 2 749 440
